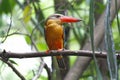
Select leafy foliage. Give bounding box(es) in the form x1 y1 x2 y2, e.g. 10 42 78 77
0 0 16 14
23 5 32 23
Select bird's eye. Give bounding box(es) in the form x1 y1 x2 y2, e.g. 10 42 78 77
56 15 61 18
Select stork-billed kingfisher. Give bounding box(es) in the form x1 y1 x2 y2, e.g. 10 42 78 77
44 14 81 69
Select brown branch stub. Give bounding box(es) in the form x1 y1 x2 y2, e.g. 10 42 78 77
0 50 120 59
1 50 9 61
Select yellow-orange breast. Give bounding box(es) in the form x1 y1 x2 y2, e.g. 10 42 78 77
45 22 64 50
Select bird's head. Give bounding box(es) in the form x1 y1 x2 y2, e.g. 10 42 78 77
45 14 82 26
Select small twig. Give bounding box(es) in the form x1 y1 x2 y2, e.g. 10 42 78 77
32 61 45 80
2 13 12 43
30 27 38 51
3 32 30 37
44 63 51 80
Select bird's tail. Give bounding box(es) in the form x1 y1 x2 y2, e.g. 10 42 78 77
56 56 66 70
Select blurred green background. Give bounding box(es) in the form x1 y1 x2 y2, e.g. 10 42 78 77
0 0 120 80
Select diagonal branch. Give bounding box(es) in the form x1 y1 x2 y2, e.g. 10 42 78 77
0 58 25 80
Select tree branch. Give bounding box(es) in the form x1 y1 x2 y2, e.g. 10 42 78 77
1 50 120 80
0 50 120 59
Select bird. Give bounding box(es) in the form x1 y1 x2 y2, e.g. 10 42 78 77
44 14 81 69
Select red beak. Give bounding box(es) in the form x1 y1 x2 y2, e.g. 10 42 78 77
60 16 82 23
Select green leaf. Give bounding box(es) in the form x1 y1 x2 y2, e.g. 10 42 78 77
89 0 102 80
0 0 16 14
9 60 18 65
25 36 31 45
95 2 105 14
70 56 77 67
105 0 118 79
36 42 47 51
114 0 120 35
39 75 47 80
23 5 32 23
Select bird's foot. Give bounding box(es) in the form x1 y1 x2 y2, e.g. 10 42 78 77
58 48 65 51
45 50 50 54
45 49 64 54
